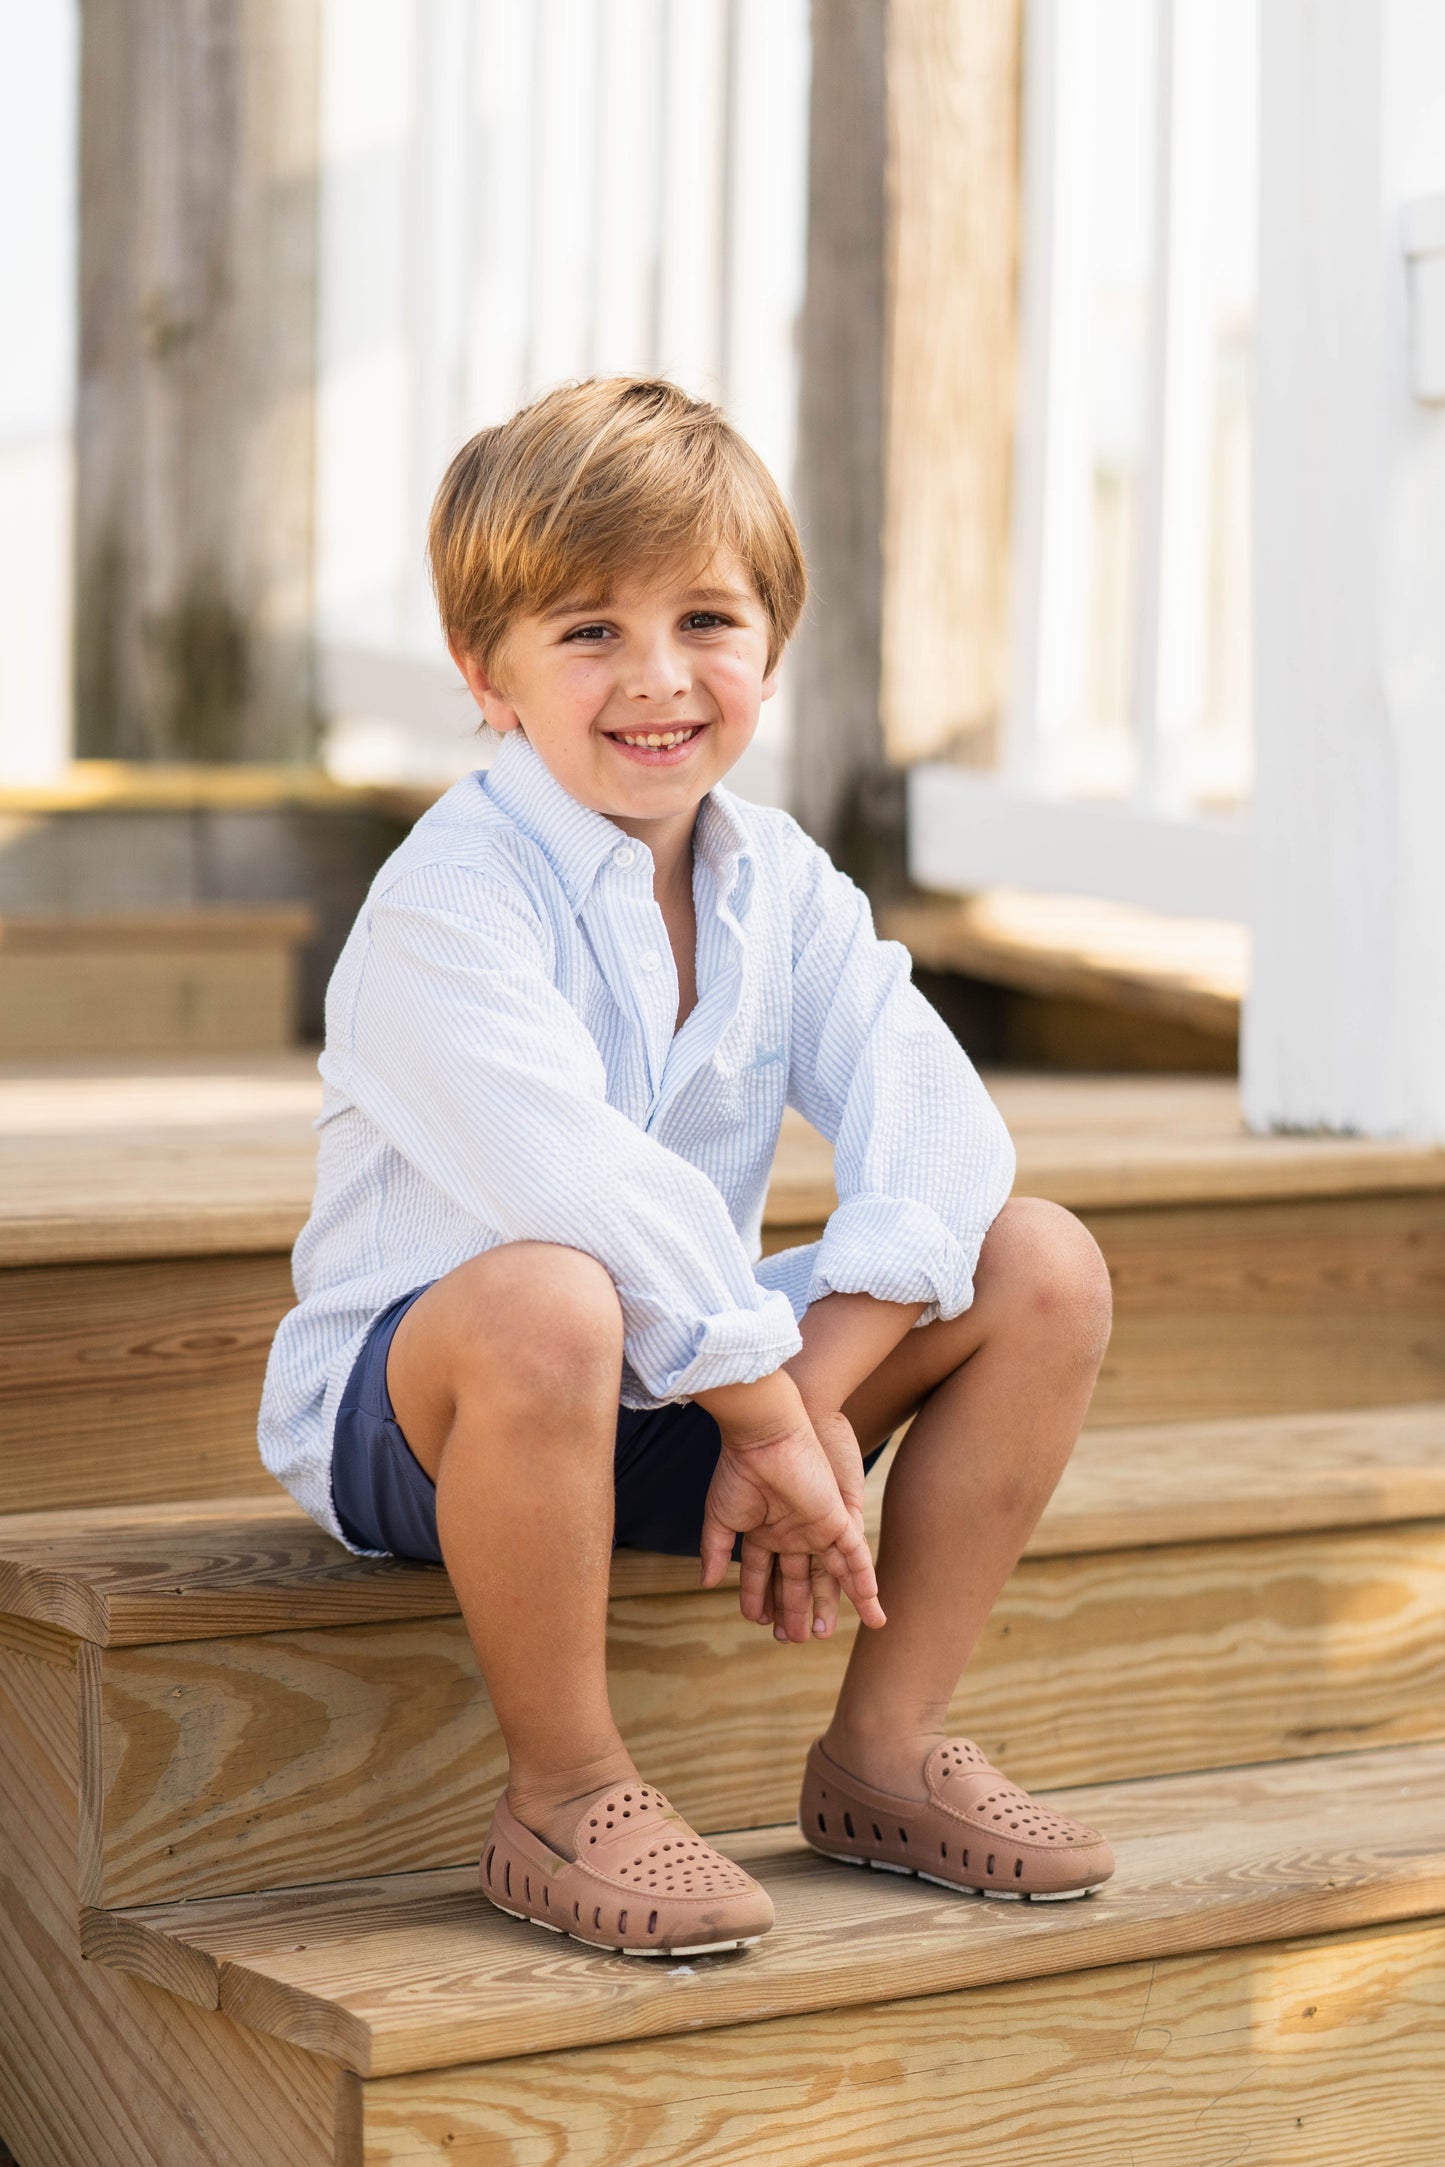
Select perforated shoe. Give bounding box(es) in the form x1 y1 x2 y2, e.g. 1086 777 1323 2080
481 1780 775 1955
799 1736 1114 1901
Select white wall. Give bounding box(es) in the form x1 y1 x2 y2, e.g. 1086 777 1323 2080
0 2 78 785
1244 0 1445 1137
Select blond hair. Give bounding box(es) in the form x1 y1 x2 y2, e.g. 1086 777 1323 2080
428 377 807 680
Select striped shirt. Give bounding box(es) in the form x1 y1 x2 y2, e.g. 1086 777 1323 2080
258 726 1016 1546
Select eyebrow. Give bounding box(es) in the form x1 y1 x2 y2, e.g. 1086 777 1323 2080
541 585 754 622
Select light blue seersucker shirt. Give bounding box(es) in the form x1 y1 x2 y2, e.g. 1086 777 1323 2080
258 726 1016 1547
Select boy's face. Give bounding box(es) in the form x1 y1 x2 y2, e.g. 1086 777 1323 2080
451 552 779 857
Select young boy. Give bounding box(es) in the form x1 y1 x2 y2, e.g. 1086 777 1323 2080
260 376 1116 1958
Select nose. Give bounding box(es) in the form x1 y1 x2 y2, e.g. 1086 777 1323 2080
624 628 691 705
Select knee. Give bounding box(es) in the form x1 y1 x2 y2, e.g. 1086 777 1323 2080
979 1197 1113 1368
447 1241 624 1404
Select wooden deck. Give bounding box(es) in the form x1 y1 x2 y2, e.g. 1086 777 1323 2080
880 890 1246 1039
3 1053 1445 2162
3 1054 1442 1269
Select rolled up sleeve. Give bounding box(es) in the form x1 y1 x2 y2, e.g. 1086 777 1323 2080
343 866 802 1402
782 829 1016 1326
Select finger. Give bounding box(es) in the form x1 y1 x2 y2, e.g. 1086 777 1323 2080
810 1557 841 1639
698 1501 738 1590
737 1536 773 1623
822 1525 887 1630
774 1551 814 1644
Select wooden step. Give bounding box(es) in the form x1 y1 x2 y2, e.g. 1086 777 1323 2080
5 1404 1443 1910
353 1916 1444 2164
881 888 1246 1037
4 1060 1444 1515
7 1602 1443 2167
881 888 1246 1073
81 1744 1445 2081
0 907 316 1057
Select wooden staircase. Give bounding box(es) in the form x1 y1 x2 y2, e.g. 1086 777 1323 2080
2 1061 1444 2163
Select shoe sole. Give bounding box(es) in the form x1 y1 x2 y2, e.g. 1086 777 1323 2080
809 1844 1105 1903
488 1895 764 1957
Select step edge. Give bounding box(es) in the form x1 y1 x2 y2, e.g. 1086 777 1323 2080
82 1745 1445 2079
6 1401 1445 1645
186 1851 1445 2081
12 1501 1445 1648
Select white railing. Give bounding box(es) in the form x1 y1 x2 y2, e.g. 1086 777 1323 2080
315 0 811 801
909 0 1259 921
0 2 77 788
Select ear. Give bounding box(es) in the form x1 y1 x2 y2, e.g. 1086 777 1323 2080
760 663 781 703
449 640 521 734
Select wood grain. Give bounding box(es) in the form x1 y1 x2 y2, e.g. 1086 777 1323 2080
84 1519 1445 1907
5 1063 1444 1270
0 948 302 1057
881 892 1245 1036
771 1188 1445 1426
0 1251 292 1510
880 0 1022 765
1002 990 1238 1074
0 907 316 953
359 1920 1445 2165
85 1742 1445 2076
0 1615 355 2164
7 1402 1441 1646
1077 1193 1445 1424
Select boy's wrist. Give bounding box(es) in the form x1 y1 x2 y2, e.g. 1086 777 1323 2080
694 1367 807 1444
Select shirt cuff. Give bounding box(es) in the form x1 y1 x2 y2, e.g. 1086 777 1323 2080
621 1286 804 1407
804 1194 980 1328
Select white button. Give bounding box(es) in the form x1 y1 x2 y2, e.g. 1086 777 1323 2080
638 949 662 972
612 845 636 868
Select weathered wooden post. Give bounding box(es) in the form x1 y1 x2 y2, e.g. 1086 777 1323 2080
1244 1 1445 1138
791 0 1022 871
74 0 320 763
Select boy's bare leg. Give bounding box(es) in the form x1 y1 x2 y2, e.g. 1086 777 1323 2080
385 1241 641 1855
819 1198 1113 1798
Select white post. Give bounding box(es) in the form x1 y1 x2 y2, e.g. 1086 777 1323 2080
1244 0 1445 1138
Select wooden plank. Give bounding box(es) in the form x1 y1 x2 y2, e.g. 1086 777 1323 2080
84 1743 1445 2076
880 0 1022 767
16 1389 1445 1638
999 989 1238 1075
83 1518 1445 1907
0 758 384 813
790 0 888 854
0 1054 321 1266
359 1919 1445 2164
5 1403 1443 1646
991 1073 1445 1208
0 949 302 1056
0 1612 356 2165
789 1189 1445 1428
0 1251 294 1511
1078 1193 1445 1426
881 890 1244 1036
5 1065 1445 1269
0 906 316 953
75 0 320 764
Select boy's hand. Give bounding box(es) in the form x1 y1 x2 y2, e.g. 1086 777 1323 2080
698 1398 885 1640
752 1409 870 1641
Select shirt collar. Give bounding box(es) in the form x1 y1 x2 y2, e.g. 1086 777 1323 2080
482 727 754 914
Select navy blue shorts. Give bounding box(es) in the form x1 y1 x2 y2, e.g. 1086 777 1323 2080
331 1282 892 1564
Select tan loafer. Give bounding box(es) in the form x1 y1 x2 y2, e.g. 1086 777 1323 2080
799 1736 1114 1901
481 1780 775 1956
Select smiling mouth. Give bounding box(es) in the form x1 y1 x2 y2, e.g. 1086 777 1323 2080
606 723 705 750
